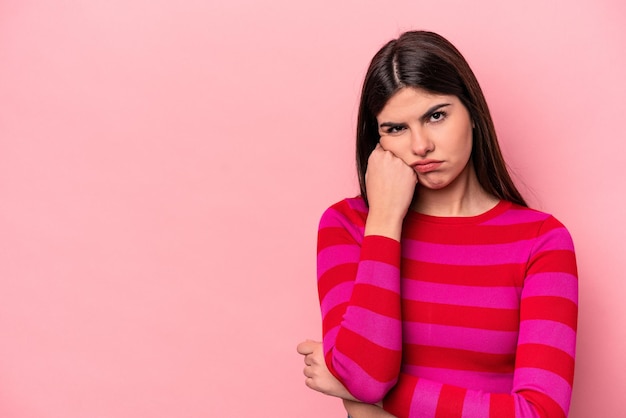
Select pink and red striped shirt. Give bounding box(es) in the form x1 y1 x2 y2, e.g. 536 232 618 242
317 197 577 418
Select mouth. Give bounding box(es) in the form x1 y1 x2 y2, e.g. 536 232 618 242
412 160 443 174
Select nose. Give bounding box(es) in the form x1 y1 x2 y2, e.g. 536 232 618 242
410 128 434 156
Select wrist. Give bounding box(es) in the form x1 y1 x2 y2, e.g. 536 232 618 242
364 211 404 240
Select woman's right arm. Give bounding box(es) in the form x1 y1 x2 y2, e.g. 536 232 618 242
317 202 402 404
318 145 417 404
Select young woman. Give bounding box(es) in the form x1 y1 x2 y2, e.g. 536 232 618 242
297 31 577 418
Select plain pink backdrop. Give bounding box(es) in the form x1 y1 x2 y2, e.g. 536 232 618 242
1 1 624 417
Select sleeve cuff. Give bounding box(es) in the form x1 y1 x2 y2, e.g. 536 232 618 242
360 235 401 264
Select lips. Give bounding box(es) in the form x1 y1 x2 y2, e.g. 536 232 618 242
412 160 443 174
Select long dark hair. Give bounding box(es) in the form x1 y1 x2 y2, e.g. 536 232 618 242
356 31 527 207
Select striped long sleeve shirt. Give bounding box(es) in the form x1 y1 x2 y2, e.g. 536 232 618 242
317 197 577 418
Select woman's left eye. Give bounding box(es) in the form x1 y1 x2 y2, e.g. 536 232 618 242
429 111 446 122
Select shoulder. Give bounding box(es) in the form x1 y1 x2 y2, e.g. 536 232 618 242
501 203 576 254
318 196 369 242
492 203 571 233
319 196 369 227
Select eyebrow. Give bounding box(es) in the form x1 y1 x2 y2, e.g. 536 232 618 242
379 103 452 128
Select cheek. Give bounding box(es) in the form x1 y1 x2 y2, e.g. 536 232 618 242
463 135 473 156
455 129 474 158
378 135 391 147
380 136 413 163
467 133 475 157
379 131 411 150
378 136 398 153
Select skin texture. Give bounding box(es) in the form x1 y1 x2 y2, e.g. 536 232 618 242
376 87 473 193
376 87 497 217
298 87 499 417
296 340 356 401
363 143 417 240
343 399 396 418
298 340 395 417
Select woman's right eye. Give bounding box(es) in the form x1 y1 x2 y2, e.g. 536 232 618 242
386 125 405 134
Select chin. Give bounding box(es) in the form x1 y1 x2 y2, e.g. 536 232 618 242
417 175 452 190
418 181 450 191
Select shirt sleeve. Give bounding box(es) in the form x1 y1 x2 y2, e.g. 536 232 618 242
382 216 578 418
317 201 403 403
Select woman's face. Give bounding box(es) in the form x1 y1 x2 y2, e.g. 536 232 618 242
376 87 474 190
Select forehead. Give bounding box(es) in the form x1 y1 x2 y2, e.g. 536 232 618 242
377 87 458 119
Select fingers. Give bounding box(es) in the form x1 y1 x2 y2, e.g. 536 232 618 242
371 142 410 167
296 340 312 355
372 142 388 157
303 366 320 392
369 144 401 168
304 376 316 391
298 340 325 391
302 352 313 366
296 339 319 355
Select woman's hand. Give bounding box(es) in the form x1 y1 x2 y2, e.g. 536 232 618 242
364 144 417 239
343 399 397 418
296 340 357 401
297 341 396 417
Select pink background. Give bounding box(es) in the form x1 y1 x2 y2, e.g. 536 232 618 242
1 1 624 417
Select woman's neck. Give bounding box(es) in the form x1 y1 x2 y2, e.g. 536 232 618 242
411 163 499 217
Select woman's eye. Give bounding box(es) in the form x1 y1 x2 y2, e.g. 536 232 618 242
387 125 405 134
429 111 446 122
